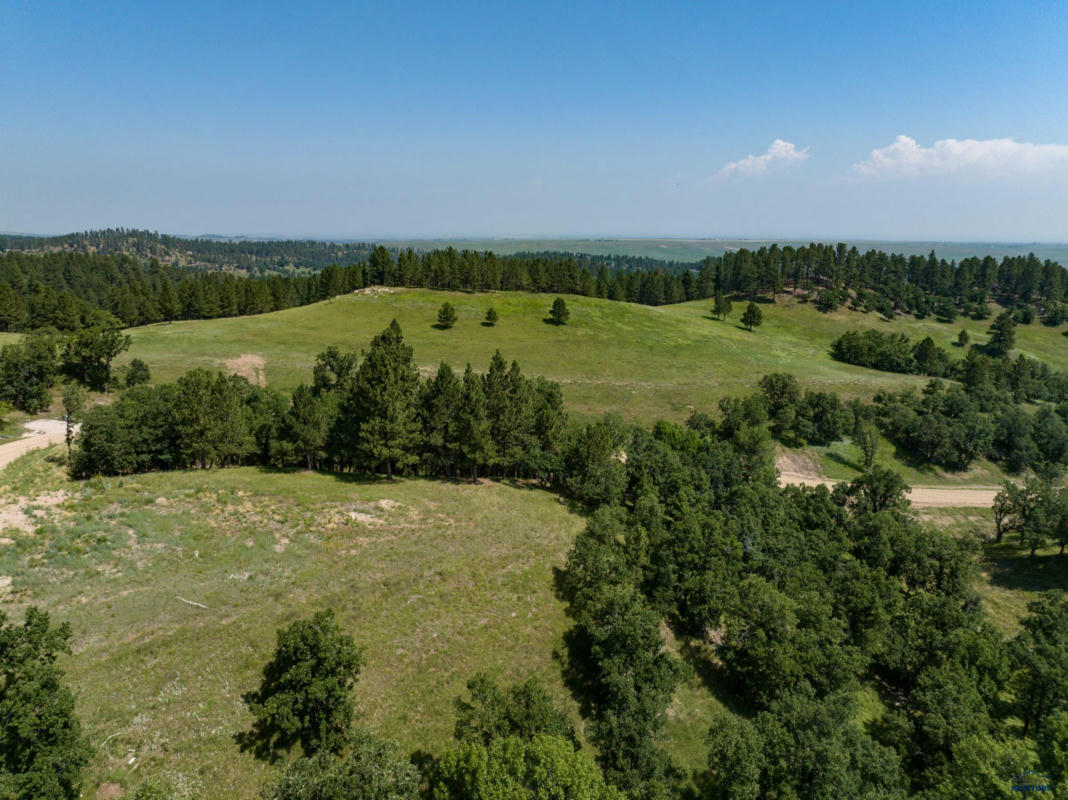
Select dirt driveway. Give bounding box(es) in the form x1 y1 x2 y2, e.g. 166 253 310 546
0 419 69 471
776 451 998 508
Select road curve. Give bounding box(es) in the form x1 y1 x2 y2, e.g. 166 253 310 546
0 420 69 471
777 470 998 508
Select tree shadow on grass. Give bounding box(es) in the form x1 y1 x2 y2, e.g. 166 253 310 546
432 323 454 331
552 623 600 721
543 318 566 326
676 635 752 718
983 540 1068 594
825 449 863 473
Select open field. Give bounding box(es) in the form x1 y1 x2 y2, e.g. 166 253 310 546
119 290 1068 423
0 448 723 797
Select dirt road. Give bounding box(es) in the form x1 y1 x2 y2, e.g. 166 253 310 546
776 449 998 508
0 420 68 471
776 469 998 508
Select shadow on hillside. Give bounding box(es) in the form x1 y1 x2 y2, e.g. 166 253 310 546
676 635 752 718
825 450 863 474
984 541 1068 594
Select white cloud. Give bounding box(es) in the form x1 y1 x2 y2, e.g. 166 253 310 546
854 134 1068 177
718 139 809 178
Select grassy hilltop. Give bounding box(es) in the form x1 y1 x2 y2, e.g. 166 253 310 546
120 289 1068 424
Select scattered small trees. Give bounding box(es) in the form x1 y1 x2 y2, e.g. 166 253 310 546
713 292 733 321
241 610 364 760
484 307 499 326
957 329 970 347
741 302 763 331
437 302 457 329
550 297 570 325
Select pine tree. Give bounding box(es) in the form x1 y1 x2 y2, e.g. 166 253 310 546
349 320 421 478
457 365 494 479
484 307 499 326
550 297 569 325
957 328 970 347
420 362 463 475
741 302 764 331
987 311 1016 356
713 292 732 321
285 384 335 469
437 302 458 329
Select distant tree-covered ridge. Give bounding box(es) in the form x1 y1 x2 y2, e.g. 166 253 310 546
2 231 1066 332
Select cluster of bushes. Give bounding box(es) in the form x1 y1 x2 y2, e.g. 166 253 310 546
872 380 1068 473
0 324 138 412
830 328 952 376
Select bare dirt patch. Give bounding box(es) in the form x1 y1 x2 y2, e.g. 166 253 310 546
96 782 125 799
222 354 266 387
0 490 68 533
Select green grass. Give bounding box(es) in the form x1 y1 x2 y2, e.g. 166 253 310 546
810 436 1005 486
0 448 724 797
119 290 1067 425
911 506 1067 635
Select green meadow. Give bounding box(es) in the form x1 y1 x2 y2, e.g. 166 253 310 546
119 290 1068 424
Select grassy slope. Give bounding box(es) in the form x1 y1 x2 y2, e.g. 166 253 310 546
120 290 1067 422
0 449 721 797
118 290 1066 487
916 506 1068 636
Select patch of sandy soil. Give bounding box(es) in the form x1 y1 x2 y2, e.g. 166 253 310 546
223 354 267 387
775 450 998 508
96 782 124 799
0 490 68 533
0 419 70 470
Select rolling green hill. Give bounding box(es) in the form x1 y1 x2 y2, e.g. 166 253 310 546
118 289 1068 424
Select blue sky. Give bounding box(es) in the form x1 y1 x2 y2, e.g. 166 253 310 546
3 0 1068 240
